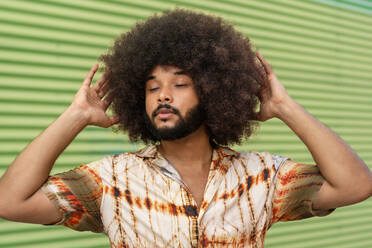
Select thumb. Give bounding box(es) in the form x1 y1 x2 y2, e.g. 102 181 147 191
253 111 263 122
108 116 120 126
101 116 120 128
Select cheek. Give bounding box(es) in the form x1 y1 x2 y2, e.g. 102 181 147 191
145 95 154 118
186 92 200 108
178 94 199 116
145 102 153 119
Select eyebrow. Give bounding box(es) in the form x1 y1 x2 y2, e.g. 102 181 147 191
146 70 186 81
146 75 155 81
174 70 186 75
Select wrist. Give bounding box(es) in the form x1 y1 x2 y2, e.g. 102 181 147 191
275 96 300 122
62 105 90 130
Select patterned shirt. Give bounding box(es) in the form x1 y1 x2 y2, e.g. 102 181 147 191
41 145 333 248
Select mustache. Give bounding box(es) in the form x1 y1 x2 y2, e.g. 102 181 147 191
152 104 181 118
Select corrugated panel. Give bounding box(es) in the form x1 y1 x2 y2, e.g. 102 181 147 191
315 0 372 16
0 0 371 247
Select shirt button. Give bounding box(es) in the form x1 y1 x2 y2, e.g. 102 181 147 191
184 205 198 217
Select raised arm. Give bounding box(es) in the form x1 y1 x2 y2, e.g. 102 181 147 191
256 52 372 210
0 65 118 224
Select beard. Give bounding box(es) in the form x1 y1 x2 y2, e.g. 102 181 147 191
145 103 205 141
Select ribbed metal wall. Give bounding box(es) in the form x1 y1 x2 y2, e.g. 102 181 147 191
0 0 371 247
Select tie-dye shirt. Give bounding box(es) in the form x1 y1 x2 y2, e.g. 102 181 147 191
41 145 333 247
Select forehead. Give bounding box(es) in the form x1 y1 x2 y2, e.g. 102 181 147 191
147 65 189 80
151 65 182 74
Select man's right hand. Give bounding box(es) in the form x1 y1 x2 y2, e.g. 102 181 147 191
0 64 118 224
70 64 119 128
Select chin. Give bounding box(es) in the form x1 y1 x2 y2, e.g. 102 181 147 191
155 116 178 125
155 121 176 130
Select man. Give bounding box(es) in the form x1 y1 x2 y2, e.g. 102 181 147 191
0 9 371 248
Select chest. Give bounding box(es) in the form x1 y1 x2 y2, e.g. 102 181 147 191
179 169 210 208
100 165 272 248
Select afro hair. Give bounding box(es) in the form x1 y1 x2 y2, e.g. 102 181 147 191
100 8 266 146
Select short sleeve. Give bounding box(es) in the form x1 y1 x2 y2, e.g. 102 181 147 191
41 159 105 233
271 159 334 223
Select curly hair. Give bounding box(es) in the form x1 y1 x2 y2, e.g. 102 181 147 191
100 8 266 146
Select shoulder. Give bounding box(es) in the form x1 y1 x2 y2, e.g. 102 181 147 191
95 146 156 173
217 146 288 180
233 149 288 171
98 145 156 164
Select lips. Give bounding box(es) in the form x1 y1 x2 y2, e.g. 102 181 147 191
156 108 175 119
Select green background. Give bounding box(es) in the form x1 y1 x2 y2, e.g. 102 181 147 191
1 0 372 247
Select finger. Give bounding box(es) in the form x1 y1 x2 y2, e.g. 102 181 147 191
257 52 273 75
82 64 98 87
93 70 110 92
260 84 271 99
256 52 269 74
102 92 115 111
98 80 111 99
256 89 264 102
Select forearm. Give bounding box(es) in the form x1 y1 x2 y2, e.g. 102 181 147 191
256 53 372 208
0 106 87 203
278 97 372 203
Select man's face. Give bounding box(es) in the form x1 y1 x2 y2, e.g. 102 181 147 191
145 65 204 140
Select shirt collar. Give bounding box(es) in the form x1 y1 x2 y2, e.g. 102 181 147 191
134 144 239 160
133 145 158 159
135 145 240 184
134 145 239 175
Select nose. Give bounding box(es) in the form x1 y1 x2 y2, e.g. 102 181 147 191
158 87 173 103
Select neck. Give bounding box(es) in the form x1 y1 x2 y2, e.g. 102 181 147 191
158 124 213 170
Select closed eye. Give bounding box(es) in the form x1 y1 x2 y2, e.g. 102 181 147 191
148 87 159 92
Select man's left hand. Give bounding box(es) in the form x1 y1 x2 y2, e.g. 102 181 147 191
255 52 293 122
